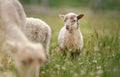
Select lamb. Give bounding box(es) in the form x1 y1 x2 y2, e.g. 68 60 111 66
24 17 51 59
58 12 84 57
0 0 46 77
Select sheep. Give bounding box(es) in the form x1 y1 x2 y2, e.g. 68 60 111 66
24 17 51 59
7 41 46 77
58 12 84 57
0 0 46 77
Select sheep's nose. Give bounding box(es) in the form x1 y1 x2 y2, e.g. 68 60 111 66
66 25 69 30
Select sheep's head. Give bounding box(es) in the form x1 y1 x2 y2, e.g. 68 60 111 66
7 41 46 77
59 13 84 33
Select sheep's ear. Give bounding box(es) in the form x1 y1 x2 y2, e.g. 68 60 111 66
77 14 84 20
59 14 65 20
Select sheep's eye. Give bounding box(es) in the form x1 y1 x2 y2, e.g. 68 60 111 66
72 20 76 22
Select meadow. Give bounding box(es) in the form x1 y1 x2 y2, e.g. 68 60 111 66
0 9 120 77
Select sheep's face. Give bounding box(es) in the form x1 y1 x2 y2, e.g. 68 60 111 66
8 42 46 77
59 13 84 33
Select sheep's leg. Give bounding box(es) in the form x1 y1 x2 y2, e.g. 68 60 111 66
71 49 80 59
71 52 76 60
71 52 74 59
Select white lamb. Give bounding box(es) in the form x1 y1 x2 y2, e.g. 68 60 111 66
24 17 51 59
0 0 46 77
58 12 84 56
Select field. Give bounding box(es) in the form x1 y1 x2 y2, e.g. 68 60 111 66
0 9 120 77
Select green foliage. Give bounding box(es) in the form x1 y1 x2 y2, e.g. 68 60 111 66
20 0 31 4
102 0 120 10
48 0 61 7
20 0 120 10
91 0 120 10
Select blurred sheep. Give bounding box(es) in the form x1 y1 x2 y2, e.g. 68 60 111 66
0 0 46 77
24 17 51 59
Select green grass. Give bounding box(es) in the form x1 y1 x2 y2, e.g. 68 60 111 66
1 10 120 77
37 11 120 77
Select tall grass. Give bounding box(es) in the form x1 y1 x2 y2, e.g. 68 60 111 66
39 11 120 77
0 10 120 77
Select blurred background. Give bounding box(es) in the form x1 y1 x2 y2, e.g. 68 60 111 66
20 0 120 14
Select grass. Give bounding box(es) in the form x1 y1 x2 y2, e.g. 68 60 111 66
0 9 120 77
